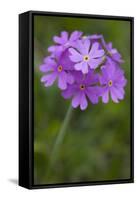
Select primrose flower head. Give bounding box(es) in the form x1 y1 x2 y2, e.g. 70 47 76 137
40 31 127 110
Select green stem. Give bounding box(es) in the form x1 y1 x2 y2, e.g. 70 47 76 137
46 104 73 179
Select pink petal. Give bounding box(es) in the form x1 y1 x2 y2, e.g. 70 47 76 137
41 73 57 87
76 40 88 55
102 90 109 103
39 64 53 72
89 42 99 56
110 88 119 103
43 57 56 65
107 42 112 49
58 71 67 90
72 92 81 108
89 41 104 58
48 45 56 52
74 62 83 71
83 39 91 54
81 62 89 74
111 48 117 54
111 87 124 100
84 70 98 85
61 31 68 43
93 49 104 58
73 71 84 83
67 73 74 84
53 36 63 44
115 76 127 88
80 93 88 110
89 58 102 69
101 65 110 78
69 31 82 42
69 48 83 62
86 87 99 104
62 85 76 99
99 74 107 85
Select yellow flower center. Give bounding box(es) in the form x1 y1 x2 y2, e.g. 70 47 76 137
108 80 113 87
80 84 85 90
102 56 106 61
57 65 63 72
82 36 87 39
83 55 89 62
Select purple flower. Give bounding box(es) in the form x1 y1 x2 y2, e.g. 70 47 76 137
99 61 127 103
88 35 124 63
40 50 74 90
48 31 83 57
105 42 124 63
69 39 104 74
39 31 127 110
62 70 100 110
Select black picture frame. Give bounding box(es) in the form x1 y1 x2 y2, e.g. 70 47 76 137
19 10 134 189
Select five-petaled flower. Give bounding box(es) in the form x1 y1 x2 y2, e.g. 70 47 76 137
105 42 124 63
99 60 127 103
62 71 100 110
69 39 104 74
40 31 127 110
40 50 74 90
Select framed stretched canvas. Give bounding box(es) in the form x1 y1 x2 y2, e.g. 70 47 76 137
19 11 134 189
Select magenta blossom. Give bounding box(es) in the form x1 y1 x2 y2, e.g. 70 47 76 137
40 50 74 90
40 31 127 111
48 31 83 58
62 71 100 110
105 42 124 63
87 34 124 63
99 61 127 103
69 39 104 74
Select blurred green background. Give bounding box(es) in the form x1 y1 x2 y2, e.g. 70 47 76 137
34 15 131 185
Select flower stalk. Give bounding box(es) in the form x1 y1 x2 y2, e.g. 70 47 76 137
46 104 73 179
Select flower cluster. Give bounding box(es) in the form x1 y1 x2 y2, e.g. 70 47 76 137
40 31 127 110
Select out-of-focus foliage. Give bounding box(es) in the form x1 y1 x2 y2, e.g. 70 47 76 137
34 15 131 185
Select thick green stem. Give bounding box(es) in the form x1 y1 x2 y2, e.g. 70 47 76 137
46 104 73 179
